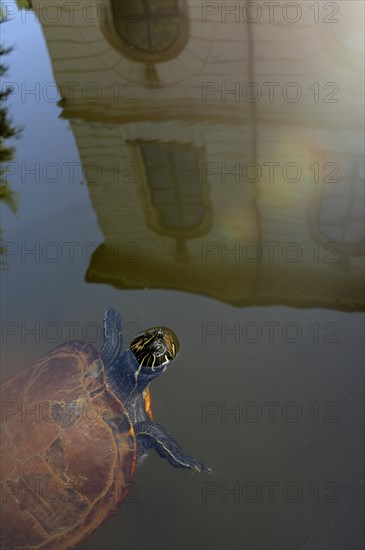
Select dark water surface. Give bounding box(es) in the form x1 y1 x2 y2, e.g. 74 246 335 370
1 1 364 549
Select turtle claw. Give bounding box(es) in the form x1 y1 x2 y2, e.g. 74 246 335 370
194 465 214 475
187 457 213 475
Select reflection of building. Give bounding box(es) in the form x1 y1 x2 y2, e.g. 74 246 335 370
35 0 364 309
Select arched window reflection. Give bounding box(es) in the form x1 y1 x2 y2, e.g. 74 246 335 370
104 0 189 63
310 158 364 256
130 141 212 239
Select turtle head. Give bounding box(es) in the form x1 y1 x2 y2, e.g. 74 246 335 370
130 327 179 378
106 327 179 402
102 309 180 401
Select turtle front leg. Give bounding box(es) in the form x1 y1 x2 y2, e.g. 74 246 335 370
134 421 211 473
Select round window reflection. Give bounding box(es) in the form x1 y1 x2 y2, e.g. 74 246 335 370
104 0 189 62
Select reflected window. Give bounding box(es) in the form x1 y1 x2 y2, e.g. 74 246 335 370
105 0 189 62
312 159 364 253
131 141 211 238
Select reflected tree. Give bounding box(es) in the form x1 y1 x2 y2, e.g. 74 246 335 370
0 13 22 258
15 0 32 9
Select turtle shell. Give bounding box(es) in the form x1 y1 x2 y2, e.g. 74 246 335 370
0 341 136 550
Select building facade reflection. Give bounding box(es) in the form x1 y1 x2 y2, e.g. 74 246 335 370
35 0 364 309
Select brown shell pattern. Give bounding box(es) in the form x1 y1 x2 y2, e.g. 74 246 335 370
0 341 136 549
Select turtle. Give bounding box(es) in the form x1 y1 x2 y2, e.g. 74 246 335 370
0 307 209 550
